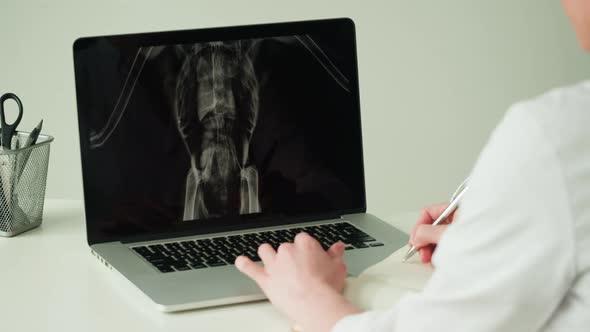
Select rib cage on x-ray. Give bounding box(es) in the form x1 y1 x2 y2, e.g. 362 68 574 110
88 35 351 221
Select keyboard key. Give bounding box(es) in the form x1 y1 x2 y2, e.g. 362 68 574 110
148 245 163 252
186 258 203 265
206 256 223 263
220 256 237 264
149 257 168 265
171 265 188 271
352 236 376 242
133 246 150 255
157 266 174 273
369 242 384 247
207 261 227 267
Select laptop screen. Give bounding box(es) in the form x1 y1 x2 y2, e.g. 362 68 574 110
74 19 366 244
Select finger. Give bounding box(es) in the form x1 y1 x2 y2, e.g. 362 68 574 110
419 245 435 264
413 224 448 248
410 204 449 244
294 232 322 250
418 204 450 225
235 256 267 285
257 243 276 263
410 203 456 245
327 241 345 259
277 242 294 255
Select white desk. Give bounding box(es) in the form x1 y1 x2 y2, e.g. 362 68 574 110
0 199 416 332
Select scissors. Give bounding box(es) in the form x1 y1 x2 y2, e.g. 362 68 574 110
0 93 24 150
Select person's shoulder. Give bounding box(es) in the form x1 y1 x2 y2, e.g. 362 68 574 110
480 80 590 172
508 80 590 126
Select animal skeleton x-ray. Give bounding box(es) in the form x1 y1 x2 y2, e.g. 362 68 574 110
88 35 350 221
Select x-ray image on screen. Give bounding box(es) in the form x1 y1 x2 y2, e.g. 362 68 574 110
170 40 263 221
83 35 354 222
77 31 364 239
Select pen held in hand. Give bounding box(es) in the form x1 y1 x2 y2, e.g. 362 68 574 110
403 182 469 262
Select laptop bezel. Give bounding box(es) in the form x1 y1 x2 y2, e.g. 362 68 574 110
72 18 367 246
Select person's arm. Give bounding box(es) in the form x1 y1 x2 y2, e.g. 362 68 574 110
235 233 362 332
333 105 577 332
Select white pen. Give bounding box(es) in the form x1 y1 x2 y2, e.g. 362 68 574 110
403 178 470 262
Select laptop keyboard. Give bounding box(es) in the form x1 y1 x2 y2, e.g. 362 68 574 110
131 222 384 273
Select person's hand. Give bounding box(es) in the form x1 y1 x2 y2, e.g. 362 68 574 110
235 232 361 332
409 203 456 264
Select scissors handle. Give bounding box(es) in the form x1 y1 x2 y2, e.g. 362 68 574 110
0 93 24 149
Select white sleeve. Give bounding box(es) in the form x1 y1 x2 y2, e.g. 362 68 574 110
332 105 577 332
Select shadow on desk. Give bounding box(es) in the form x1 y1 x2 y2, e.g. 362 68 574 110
22 200 87 238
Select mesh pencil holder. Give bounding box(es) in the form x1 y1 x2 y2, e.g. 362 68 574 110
0 133 53 237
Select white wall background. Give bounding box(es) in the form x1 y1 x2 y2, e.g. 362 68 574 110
1 0 588 218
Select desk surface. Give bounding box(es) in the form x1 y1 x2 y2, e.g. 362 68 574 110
0 199 415 332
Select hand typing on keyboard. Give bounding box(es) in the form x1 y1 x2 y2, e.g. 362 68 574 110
235 232 362 332
132 223 383 273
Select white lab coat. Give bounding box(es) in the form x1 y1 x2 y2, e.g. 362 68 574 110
333 81 590 332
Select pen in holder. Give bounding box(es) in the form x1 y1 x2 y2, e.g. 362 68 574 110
0 132 53 237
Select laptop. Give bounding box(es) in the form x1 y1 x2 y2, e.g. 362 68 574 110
72 18 408 312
